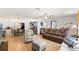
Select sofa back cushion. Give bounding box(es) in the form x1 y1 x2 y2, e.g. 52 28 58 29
44 28 69 38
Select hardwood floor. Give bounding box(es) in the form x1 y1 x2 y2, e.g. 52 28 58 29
3 35 61 51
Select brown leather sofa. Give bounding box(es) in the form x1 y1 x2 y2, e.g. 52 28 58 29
42 28 69 44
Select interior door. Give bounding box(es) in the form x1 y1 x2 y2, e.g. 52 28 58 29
51 21 57 29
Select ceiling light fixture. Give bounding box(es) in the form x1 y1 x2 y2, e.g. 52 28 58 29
39 13 55 20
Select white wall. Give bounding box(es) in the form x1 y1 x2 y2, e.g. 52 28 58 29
0 17 41 34
52 14 77 35
0 17 13 28
0 14 77 35
39 14 77 35
53 14 77 28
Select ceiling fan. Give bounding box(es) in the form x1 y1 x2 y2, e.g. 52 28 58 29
39 13 55 19
34 8 55 19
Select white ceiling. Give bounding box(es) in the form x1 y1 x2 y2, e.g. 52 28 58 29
0 8 78 18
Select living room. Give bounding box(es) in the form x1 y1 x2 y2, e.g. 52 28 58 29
0 8 78 51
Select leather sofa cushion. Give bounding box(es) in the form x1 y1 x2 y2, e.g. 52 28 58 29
42 34 63 44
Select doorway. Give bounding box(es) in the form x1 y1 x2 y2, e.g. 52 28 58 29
19 23 25 35
51 20 57 29
29 22 37 34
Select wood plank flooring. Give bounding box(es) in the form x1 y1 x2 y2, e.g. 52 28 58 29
3 35 61 51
